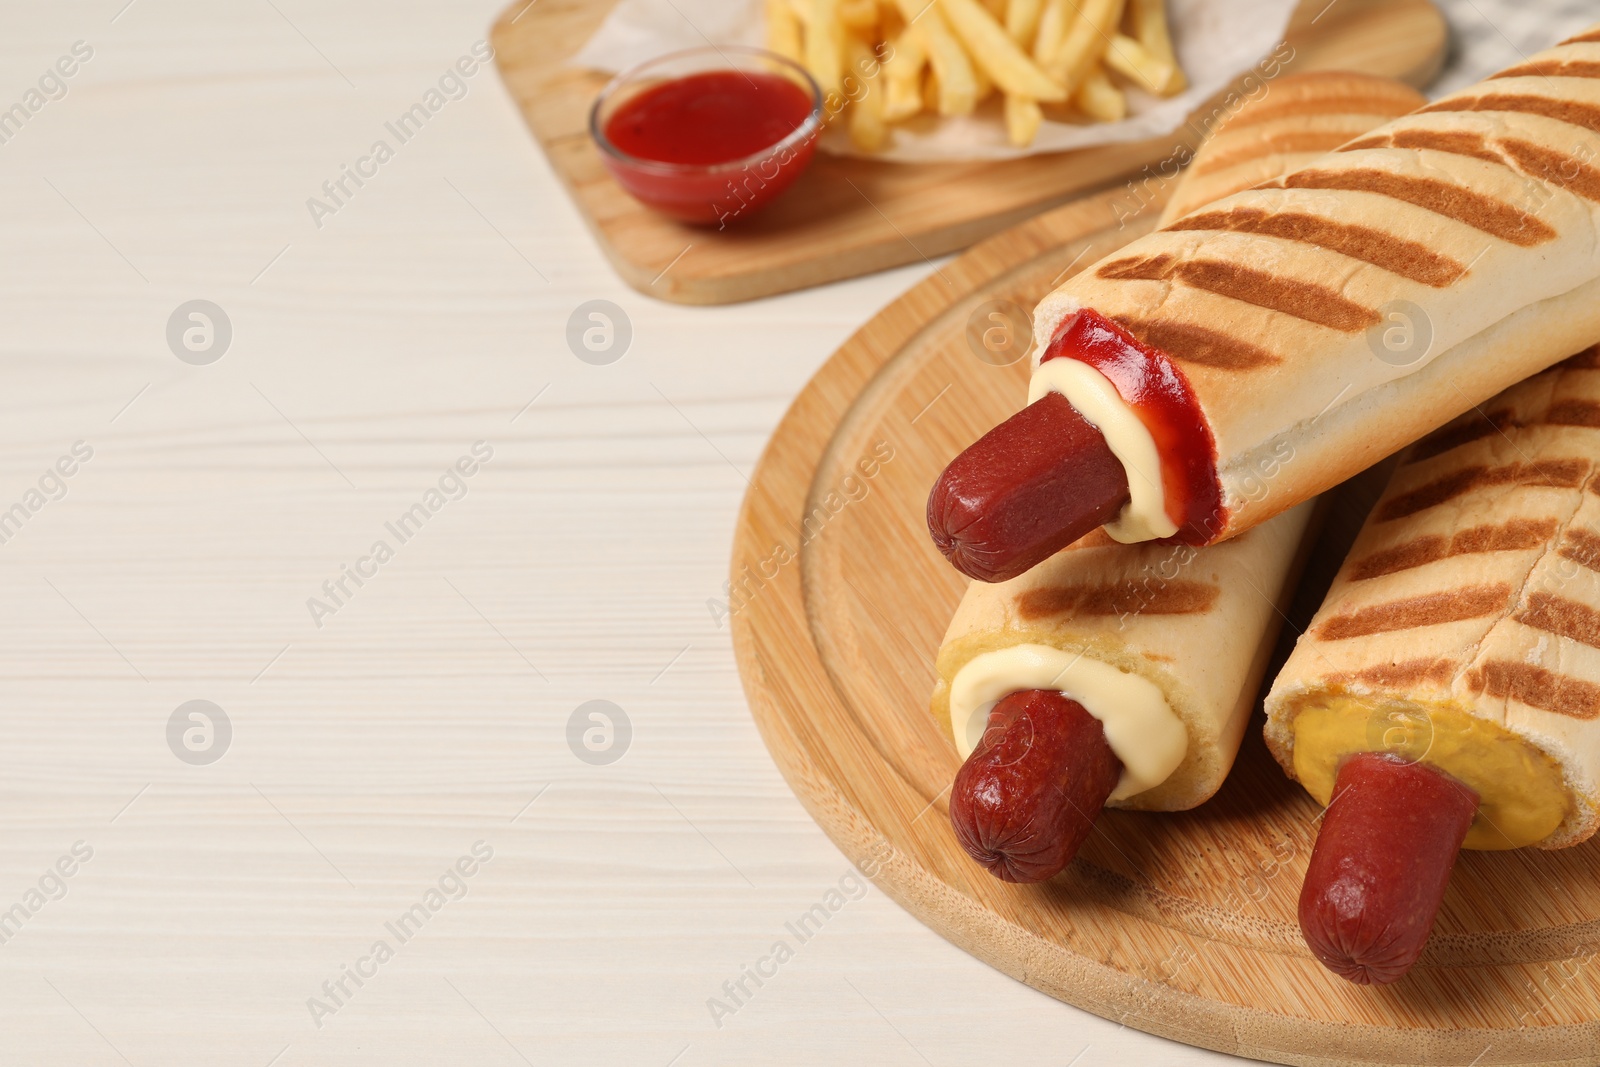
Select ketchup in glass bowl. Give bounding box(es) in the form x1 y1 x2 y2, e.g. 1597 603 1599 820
590 47 823 226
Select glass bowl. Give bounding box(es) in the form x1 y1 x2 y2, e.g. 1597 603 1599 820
589 46 824 226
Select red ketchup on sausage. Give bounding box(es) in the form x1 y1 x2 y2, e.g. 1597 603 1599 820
595 67 819 225
1038 310 1222 545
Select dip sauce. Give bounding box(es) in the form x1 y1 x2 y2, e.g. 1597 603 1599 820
597 68 819 225
604 70 814 165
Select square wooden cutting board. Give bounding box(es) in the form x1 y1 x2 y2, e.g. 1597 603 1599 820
491 0 1446 304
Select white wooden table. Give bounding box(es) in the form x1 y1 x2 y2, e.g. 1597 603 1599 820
0 2 1590 1064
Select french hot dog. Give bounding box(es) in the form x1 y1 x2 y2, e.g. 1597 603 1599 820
937 73 1422 882
936 496 1315 881
1265 347 1600 983
929 72 1427 583
930 34 1600 582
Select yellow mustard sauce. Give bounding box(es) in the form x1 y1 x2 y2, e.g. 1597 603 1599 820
1291 695 1570 850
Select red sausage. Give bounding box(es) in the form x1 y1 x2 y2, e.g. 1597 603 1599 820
1298 752 1478 984
949 689 1123 883
928 390 1130 584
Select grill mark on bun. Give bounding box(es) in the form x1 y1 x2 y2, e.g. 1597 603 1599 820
1544 399 1600 426
1404 363 1600 463
1377 460 1590 520
1561 29 1600 45
1314 583 1512 640
1400 129 1504 163
1405 407 1517 463
1331 124 1600 223
1016 579 1218 621
1469 661 1600 719
1098 255 1378 331
1108 315 1280 370
1340 134 1387 152
1192 131 1361 176
1516 592 1600 652
1282 168 1557 246
1452 516 1559 553
1562 345 1600 370
1349 518 1558 580
1216 102 1371 131
1494 59 1600 81
1378 468 1478 518
1329 657 1459 688
1497 138 1600 202
1098 254 1174 280
1379 469 1482 518
1166 208 1465 287
1178 260 1379 331
1558 528 1600 574
1341 128 1508 166
1349 535 1447 580
1424 93 1600 138
1219 97 1424 133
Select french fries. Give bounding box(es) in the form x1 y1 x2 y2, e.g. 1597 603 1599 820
1129 0 1187 93
922 64 941 112
1103 32 1181 96
970 47 995 103
1032 0 1068 65
1004 92 1042 146
805 0 844 97
882 25 928 121
1044 0 1125 95
844 32 889 150
768 0 1190 150
838 0 879 32
764 0 804 62
940 0 1065 101
899 0 978 115
1005 0 1043 46
1075 63 1127 122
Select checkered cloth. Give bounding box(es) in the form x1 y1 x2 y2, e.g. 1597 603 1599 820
1432 0 1599 95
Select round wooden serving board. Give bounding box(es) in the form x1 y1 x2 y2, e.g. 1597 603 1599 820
729 186 1600 1066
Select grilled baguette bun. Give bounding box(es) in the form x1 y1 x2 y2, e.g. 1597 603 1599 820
1265 348 1600 850
1157 72 1426 226
926 84 1420 810
1033 26 1600 546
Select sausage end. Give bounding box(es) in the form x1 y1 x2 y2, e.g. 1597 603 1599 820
1298 752 1478 985
927 392 1130 583
949 689 1123 884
